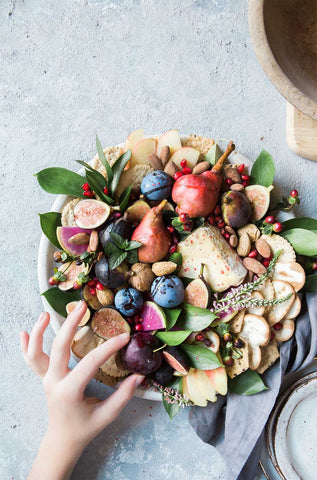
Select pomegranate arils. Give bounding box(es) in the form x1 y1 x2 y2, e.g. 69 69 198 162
225 178 234 186
169 245 177 254
87 280 96 287
237 163 245 174
167 225 175 233
241 174 250 181
217 221 225 228
83 191 94 198
73 281 81 290
82 183 90 191
248 249 258 258
89 288 96 296
180 159 187 168
103 187 109 195
214 205 221 216
273 323 283 331
96 282 104 290
134 323 142 332
262 259 270 267
182 167 192 175
173 171 183 181
207 215 215 225
312 262 317 272
179 213 189 223
195 333 204 342
270 332 276 341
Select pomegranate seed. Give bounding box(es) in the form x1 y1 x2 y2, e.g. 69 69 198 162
173 171 183 180
207 215 215 225
183 223 193 232
290 189 298 198
270 332 276 341
195 333 204 342
215 216 222 223
214 205 221 216
182 167 192 175
273 323 283 331
49 276 58 286
134 314 140 324
169 245 177 254
167 225 174 233
89 288 96 296
312 262 317 271
82 183 90 191
134 324 142 332
112 212 122 218
265 215 275 224
103 187 109 195
87 280 96 287
172 234 178 244
241 174 250 181
225 178 234 186
248 249 258 258
96 282 104 290
180 159 187 168
273 222 283 233
242 180 249 187
179 213 189 223
263 259 270 267
218 221 225 228
237 163 245 174
220 228 226 235
83 191 94 198
224 232 230 240
73 281 81 290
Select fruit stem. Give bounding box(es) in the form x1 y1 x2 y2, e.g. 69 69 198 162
156 199 168 212
199 263 205 278
211 141 235 174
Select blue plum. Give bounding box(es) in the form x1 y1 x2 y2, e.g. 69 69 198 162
151 275 184 308
114 288 143 316
141 171 172 201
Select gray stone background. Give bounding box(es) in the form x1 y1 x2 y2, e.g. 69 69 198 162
1 0 316 479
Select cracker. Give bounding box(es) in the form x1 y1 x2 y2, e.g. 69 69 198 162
246 291 265 317
61 198 81 227
183 134 215 157
273 318 295 342
95 370 122 387
267 280 295 326
229 309 245 333
240 314 270 370
116 164 153 197
272 262 306 292
257 278 274 300
90 145 124 178
226 340 250 378
256 340 280 374
286 294 301 319
261 234 296 263
100 352 130 378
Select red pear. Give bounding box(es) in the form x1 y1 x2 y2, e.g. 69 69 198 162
172 141 235 218
131 200 172 263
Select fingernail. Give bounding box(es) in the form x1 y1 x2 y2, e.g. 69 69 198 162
133 374 145 387
74 301 84 311
117 332 130 340
37 312 46 323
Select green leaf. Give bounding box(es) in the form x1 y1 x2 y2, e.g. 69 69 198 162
180 344 223 369
302 274 317 292
156 330 191 346
168 252 182 267
119 185 132 212
281 229 317 256
205 143 222 166
228 369 268 395
35 168 85 197
109 232 126 249
177 304 218 331
125 241 142 251
282 217 317 232
164 308 182 330
127 249 139 265
41 288 82 317
110 150 131 194
39 212 62 248
96 134 113 187
250 149 275 187
263 224 273 235
163 377 182 419
215 322 231 336
104 242 121 256
85 170 114 205
109 251 127 270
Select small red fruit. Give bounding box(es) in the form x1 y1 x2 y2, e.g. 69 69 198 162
241 174 250 181
103 187 109 195
224 232 230 240
248 249 258 258
265 215 275 224
89 288 96 296
223 356 234 367
225 178 234 186
182 167 192 175
217 221 225 229
87 280 96 287
263 259 270 267
173 171 183 181
290 189 298 198
273 222 283 233
242 180 249 187
73 281 81 290
167 225 175 233
169 245 177 254
183 222 193 232
214 205 221 216
312 262 317 271
237 164 245 174
82 183 90 191
195 333 204 342
179 213 189 223
207 215 215 225
49 276 58 286
134 323 142 332
180 159 187 168
273 323 283 331
215 216 222 223
96 282 104 291
83 191 94 198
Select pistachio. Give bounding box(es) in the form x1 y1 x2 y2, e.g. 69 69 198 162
160 145 171 167
242 257 267 275
192 161 210 175
68 232 90 245
152 261 177 276
128 263 155 292
148 153 163 171
237 232 251 257
89 230 99 252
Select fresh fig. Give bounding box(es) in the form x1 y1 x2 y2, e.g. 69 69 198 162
120 332 163 375
56 226 92 256
126 200 151 224
163 346 189 375
91 307 131 339
74 200 111 229
184 263 212 308
57 261 89 291
244 185 273 220
95 257 129 288
99 215 131 250
221 191 251 229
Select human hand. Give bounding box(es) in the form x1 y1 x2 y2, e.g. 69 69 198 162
20 301 143 480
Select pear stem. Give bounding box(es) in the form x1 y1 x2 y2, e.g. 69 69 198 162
211 141 235 174
156 199 168 212
199 263 205 278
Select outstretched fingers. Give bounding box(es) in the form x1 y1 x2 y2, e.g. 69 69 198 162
20 312 50 378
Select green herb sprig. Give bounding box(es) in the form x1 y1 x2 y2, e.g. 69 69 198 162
104 233 142 269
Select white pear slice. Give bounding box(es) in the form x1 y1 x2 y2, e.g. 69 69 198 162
170 147 200 169
129 138 157 167
66 301 90 326
124 129 144 152
157 129 182 157
193 369 217 402
184 369 207 407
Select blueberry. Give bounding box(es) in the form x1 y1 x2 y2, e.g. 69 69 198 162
114 288 143 316
141 171 172 202
151 275 184 308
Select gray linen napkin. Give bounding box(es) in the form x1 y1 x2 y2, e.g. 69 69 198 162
189 293 317 480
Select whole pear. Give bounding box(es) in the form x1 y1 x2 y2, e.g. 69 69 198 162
131 199 172 263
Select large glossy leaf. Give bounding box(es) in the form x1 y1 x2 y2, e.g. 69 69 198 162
96 135 113 186
162 377 182 419
156 330 191 346
281 228 317 256
110 150 131 194
180 344 223 369
228 369 268 395
39 212 62 248
164 308 182 330
282 217 317 232
303 274 317 293
250 149 275 187
35 168 85 197
41 288 82 317
177 304 218 331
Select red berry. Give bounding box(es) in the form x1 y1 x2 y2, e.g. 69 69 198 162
207 215 215 225
248 249 258 258
89 288 96 296
103 187 109 195
180 159 187 168
225 178 234 186
96 282 104 291
49 276 58 286
214 205 221 216
270 332 276 341
82 183 90 191
237 164 245 174
169 245 177 254
241 174 250 181
167 225 175 233
217 221 225 228
183 222 193 232
290 189 298 198
242 180 249 187
224 232 230 240
173 171 183 180
312 262 317 271
273 222 283 233
215 216 222 223
179 213 189 223
87 280 96 287
223 356 234 367
112 212 122 218
263 259 270 267
195 333 204 342
265 215 275 224
73 281 81 290
134 323 142 332
134 315 141 324
182 167 192 175
273 323 283 331
83 191 94 198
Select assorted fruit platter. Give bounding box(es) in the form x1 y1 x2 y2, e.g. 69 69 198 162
37 129 317 418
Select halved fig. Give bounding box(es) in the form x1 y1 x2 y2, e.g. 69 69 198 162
163 346 189 375
126 200 151 224
81 284 102 310
74 200 111 229
58 262 89 291
244 185 273 221
184 264 212 308
91 307 131 340
71 326 104 359
66 301 91 326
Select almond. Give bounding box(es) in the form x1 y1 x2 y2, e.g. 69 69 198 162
148 153 163 171
237 232 251 257
160 146 171 167
152 261 177 276
164 160 179 177
255 238 271 258
192 161 210 175
242 257 267 275
224 165 242 184
68 233 90 245
230 183 244 192
229 234 238 248
89 230 99 252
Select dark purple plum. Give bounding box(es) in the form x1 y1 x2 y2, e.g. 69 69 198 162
150 361 174 386
120 332 163 375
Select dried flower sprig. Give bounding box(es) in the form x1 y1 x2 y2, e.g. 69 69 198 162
151 382 193 407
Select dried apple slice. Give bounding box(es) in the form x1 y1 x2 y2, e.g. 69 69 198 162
129 138 157 167
157 130 182 157
183 368 207 407
170 147 200 169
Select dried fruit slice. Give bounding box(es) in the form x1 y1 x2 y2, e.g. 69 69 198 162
256 340 280 374
205 367 228 395
157 130 182 157
272 262 306 292
71 326 104 359
183 368 207 407
204 331 220 353
261 234 296 263
273 319 295 342
66 301 91 326
240 314 270 370
126 200 151 224
184 264 212 308
124 129 144 152
91 308 131 339
74 200 111 229
129 138 157 167
56 226 91 256
58 262 89 291
139 301 166 331
267 280 295 326
193 369 217 402
244 185 272 220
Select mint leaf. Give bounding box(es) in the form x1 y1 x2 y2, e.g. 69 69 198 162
127 249 138 265
164 308 182 330
126 241 142 250
109 232 126 249
109 251 127 270
104 242 121 256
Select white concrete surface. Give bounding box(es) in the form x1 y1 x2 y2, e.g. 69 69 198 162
1 0 316 479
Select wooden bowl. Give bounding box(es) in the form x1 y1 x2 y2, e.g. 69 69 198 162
249 0 317 121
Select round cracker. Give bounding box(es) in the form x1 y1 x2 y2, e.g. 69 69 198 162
61 198 81 226
100 352 130 378
273 318 295 342
286 294 301 319
116 164 154 197
267 280 295 326
95 370 122 387
272 262 305 292
90 145 123 177
183 134 215 157
261 234 296 263
240 314 270 370
246 291 265 316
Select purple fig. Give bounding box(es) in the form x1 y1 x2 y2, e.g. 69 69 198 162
221 191 251 229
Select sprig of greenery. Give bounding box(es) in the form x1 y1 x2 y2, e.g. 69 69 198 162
171 215 204 235
104 233 142 269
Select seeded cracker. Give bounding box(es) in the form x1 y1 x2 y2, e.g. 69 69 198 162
226 340 250 378
261 234 296 263
100 353 129 378
229 309 245 333
61 198 81 227
256 340 280 374
91 145 124 178
183 134 215 157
